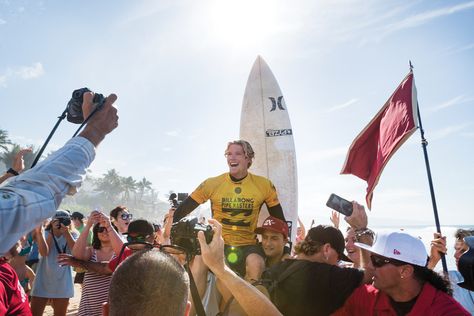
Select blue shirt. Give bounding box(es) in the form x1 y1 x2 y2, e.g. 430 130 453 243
0 137 95 254
30 230 78 298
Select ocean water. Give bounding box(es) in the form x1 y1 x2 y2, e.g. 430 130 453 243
370 225 471 271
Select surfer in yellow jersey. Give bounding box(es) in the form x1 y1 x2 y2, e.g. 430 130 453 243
173 140 287 282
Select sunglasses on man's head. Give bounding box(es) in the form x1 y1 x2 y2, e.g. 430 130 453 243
370 254 406 268
126 235 150 243
121 213 133 221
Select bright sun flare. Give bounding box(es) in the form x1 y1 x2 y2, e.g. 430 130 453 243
209 0 278 47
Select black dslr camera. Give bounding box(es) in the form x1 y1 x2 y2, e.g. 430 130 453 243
66 87 106 124
56 217 71 228
170 216 213 256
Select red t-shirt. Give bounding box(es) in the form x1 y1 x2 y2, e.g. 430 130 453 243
108 247 133 272
0 261 31 316
333 282 469 315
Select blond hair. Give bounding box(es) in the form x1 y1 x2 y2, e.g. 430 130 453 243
225 140 255 168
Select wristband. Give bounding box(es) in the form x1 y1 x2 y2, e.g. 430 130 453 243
6 168 19 176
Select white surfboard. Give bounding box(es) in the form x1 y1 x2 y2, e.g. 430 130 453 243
239 56 298 243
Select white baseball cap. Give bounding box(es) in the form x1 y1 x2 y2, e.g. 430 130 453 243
355 231 428 267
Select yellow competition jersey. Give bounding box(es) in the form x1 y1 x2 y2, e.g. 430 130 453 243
191 172 280 246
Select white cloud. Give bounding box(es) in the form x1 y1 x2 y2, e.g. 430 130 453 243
440 42 474 56
431 123 471 140
16 62 44 79
165 129 181 137
162 147 172 152
0 18 6 25
0 62 45 86
380 1 474 39
431 95 474 111
326 98 359 112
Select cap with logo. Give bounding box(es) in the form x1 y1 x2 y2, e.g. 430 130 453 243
255 216 289 239
355 231 428 267
306 225 351 262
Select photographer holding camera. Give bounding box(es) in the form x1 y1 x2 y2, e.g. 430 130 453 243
0 90 118 257
0 90 117 315
30 210 78 316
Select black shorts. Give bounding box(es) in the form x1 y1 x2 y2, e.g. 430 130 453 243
224 244 265 277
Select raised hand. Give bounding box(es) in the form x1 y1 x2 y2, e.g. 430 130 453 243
79 92 119 146
330 211 340 229
11 148 33 173
427 232 447 269
197 219 225 276
344 201 368 230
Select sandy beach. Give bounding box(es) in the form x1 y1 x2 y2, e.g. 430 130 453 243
43 283 82 316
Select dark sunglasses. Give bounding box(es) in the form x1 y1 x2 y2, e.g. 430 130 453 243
97 226 108 233
126 235 150 243
121 213 133 221
370 254 406 268
117 241 188 266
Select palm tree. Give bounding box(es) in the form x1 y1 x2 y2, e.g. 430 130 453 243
121 176 137 203
95 169 123 203
136 177 152 203
0 144 21 169
0 129 11 152
0 144 41 170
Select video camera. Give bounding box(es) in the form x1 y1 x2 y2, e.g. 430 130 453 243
169 192 189 208
170 216 213 257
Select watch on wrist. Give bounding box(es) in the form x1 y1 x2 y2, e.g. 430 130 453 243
355 228 375 242
6 168 19 176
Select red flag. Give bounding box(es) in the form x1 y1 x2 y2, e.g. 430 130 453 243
341 72 418 209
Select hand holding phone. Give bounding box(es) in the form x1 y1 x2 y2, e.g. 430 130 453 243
326 193 353 217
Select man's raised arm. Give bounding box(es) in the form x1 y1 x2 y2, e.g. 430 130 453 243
0 92 118 254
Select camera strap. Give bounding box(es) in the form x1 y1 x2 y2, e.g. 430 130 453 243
184 262 207 316
72 105 101 138
30 108 68 168
52 234 67 254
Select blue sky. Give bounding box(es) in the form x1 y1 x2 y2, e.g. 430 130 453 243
1 0 473 228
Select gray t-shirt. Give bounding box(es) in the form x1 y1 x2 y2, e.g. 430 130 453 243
31 231 78 298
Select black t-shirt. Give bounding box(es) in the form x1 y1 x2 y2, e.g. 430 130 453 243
389 295 419 316
264 259 363 316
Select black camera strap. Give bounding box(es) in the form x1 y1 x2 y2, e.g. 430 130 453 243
71 105 101 138
31 108 68 168
52 233 67 254
184 261 207 316
31 95 103 168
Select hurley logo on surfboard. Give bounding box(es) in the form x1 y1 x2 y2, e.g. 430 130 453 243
269 96 285 111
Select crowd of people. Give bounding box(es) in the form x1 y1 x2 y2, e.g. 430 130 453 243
1 92 474 316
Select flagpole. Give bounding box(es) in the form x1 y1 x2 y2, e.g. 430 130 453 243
411 62 449 274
